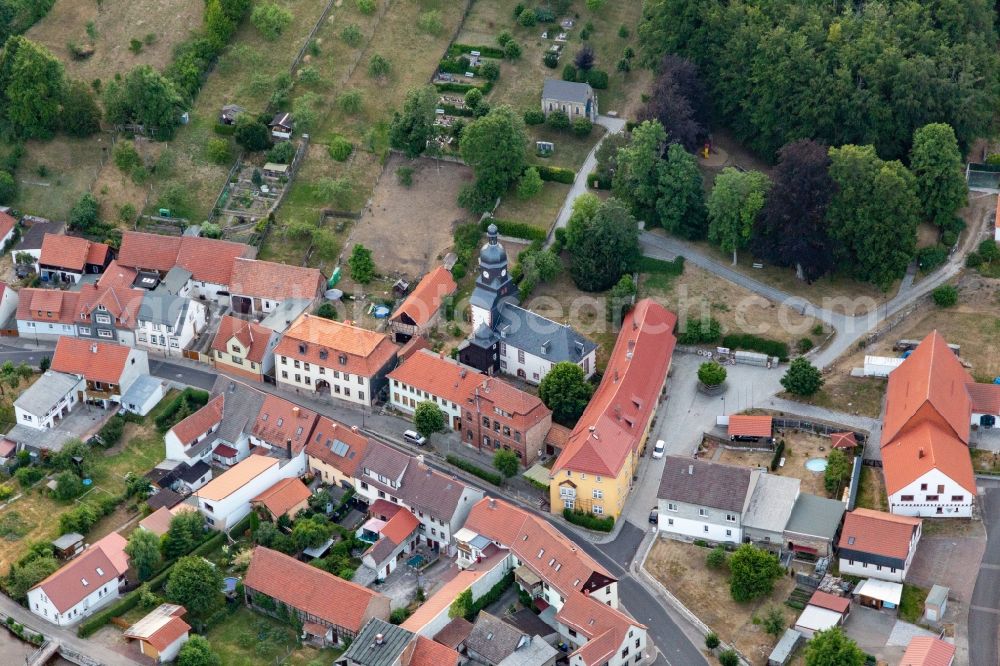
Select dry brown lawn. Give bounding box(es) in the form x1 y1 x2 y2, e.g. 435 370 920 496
855 465 888 512
27 0 204 81
345 155 475 278
642 264 819 347
494 181 571 232
715 432 835 498
646 539 797 666
12 136 109 220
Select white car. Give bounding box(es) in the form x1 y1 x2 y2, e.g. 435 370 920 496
403 429 427 446
652 440 665 459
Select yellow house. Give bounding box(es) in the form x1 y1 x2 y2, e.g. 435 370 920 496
210 315 277 382
549 300 676 520
305 416 370 490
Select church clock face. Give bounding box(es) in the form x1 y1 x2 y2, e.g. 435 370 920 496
483 270 490 279
501 269 507 277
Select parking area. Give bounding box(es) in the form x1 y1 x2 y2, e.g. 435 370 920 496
906 520 986 603
842 606 897 659
372 550 452 610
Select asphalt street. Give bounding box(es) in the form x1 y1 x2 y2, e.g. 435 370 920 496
970 477 1000 666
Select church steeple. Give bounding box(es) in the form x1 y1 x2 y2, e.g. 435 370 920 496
469 224 516 331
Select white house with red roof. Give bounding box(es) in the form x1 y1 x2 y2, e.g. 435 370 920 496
27 532 129 626
838 509 922 582
210 315 279 382
228 257 324 315
358 502 421 579
457 498 647 666
880 331 977 518
123 604 191 662
388 266 457 343
50 337 149 408
37 233 112 284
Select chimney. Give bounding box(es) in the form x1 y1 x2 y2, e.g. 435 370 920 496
91 344 98 354
489 498 497 509
460 368 467 378
688 464 694 475
918 448 925 458
417 454 425 467
292 406 300 418
375 634 384 646
613 370 619 383
286 439 292 458
351 425 359 433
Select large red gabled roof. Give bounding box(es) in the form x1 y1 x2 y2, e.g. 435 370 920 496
552 299 676 477
51 337 134 384
389 266 457 328
882 331 971 446
881 421 976 495
117 231 253 286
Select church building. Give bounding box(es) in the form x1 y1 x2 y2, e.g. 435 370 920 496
458 225 596 384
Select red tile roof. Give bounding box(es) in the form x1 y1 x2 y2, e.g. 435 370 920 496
39 234 108 271
900 637 956 666
553 300 676 477
123 606 190 653
31 533 128 614
139 507 176 537
244 546 387 633
728 415 772 438
212 316 273 363
0 211 15 239
830 432 858 449
96 261 139 289
76 284 144 326
965 381 1000 415
390 267 457 328
881 422 976 495
229 257 324 302
276 315 399 378
252 477 312 518
807 590 850 615
16 288 80 325
433 617 474 650
170 395 224 446
251 394 318 454
117 231 253 286
51 337 134 384
838 508 920 559
305 417 370 478
544 423 572 450
402 569 487 633
883 331 971 445
380 508 420 544
410 635 460 666
464 497 612 598
197 455 278 501
555 591 646 666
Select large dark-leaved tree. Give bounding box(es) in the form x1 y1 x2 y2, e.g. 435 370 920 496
751 139 836 282
104 65 184 140
909 123 967 229
656 142 707 239
0 36 66 139
566 195 640 292
642 54 709 152
459 105 527 213
389 85 438 158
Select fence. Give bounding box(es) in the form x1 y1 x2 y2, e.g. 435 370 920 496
771 417 869 445
966 162 1000 193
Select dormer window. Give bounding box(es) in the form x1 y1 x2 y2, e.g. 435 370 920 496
298 343 307 354
96 567 104 576
339 354 348 365
319 349 328 360
276 418 283 427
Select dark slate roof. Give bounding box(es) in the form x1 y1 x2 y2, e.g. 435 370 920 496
15 221 64 252
542 78 592 104
503 609 557 639
657 456 752 513
342 618 413 666
138 290 190 327
398 462 472 523
359 440 411 484
366 536 399 565
494 304 597 363
784 493 846 541
178 460 211 484
211 376 267 444
146 489 184 511
465 612 526 664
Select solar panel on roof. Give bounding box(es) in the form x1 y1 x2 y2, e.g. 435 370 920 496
331 439 350 457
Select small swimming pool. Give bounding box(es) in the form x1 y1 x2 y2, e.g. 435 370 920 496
407 554 426 568
222 577 240 594
805 457 828 472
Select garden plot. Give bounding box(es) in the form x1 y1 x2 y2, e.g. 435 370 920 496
345 154 475 278
9 136 108 221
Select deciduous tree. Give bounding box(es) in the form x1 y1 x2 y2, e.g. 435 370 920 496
612 120 666 222
697 361 726 387
643 54 708 152
707 168 770 265
0 36 66 139
909 123 967 228
103 65 183 139
61 79 101 137
250 3 292 40
414 401 445 439
728 543 783 602
177 635 221 666
348 244 375 283
493 449 519 478
566 197 640 292
538 362 593 426
459 106 527 212
165 556 223 618
125 527 162 581
655 142 706 238
389 86 437 158
751 140 836 282
781 357 823 397
804 628 865 666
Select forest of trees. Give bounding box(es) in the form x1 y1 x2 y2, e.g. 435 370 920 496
638 0 1000 161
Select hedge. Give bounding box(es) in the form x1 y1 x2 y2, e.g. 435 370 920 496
637 255 685 276
587 172 611 189
464 572 515 620
563 509 614 532
770 439 785 471
721 333 789 361
435 80 493 94
482 218 547 242
536 165 575 184
438 57 481 76
441 103 474 118
213 122 236 136
155 388 210 432
446 455 503 485
449 43 505 59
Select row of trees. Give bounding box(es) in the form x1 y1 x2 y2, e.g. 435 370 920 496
638 0 1000 161
612 116 967 288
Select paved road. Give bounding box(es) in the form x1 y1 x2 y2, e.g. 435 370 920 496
547 114 627 244
970 477 1000 666
148 359 218 391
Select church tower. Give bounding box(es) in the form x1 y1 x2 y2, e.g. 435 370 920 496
469 224 516 332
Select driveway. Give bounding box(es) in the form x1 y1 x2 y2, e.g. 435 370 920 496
970 477 1000 666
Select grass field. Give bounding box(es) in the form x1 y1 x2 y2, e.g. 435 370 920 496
855 466 888 512
494 181 570 232
0 390 174 571
205 607 342 666
6 136 110 221
527 124 606 171
713 431 833 498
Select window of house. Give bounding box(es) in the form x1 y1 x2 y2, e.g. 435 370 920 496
344 388 351 397
281 371 288 379
621 648 629 659
503 426 511 437
294 360 300 369
951 495 964 502
726 529 732 537
97 329 113 338
518 349 525 363
304 362 310 371
359 392 365 402
726 513 736 522
920 483 927 491
698 508 708 517
900 495 914 501
482 416 490 427
514 431 521 443
667 518 674 526
95 313 111 325
593 506 603 515
593 489 602 499
703 525 708 533
925 495 939 501
295 374 301 383
281 357 287 365
667 503 677 512
937 484 945 493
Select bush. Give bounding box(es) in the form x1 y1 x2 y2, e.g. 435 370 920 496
15 467 43 489
155 388 210 432
328 135 353 161
543 51 559 68
503 40 522 60
706 547 727 569
770 439 786 471
932 285 958 308
718 649 739 666
536 165 575 184
213 122 236 136
450 43 506 59
341 23 363 46
396 166 414 187
251 3 293 40
98 415 126 447
517 8 536 26
797 337 814 354
524 109 545 125
356 0 376 13
480 61 501 81
721 334 789 361
637 255 685 275
587 172 611 189
705 632 720 649
446 455 503 485
389 607 411 624
585 69 608 89
572 117 593 137
966 252 983 268
562 64 577 81
266 141 296 164
678 317 721 345
205 138 230 165
547 110 571 130
563 509 614 532
482 218 547 241
916 245 948 272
